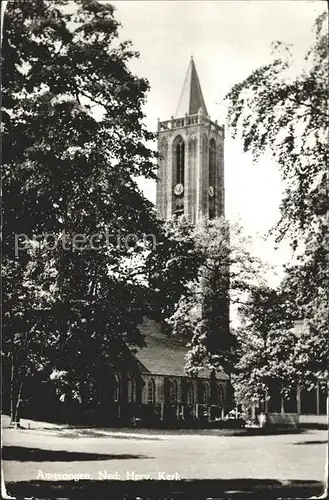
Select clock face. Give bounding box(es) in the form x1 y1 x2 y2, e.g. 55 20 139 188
208 186 214 197
174 183 184 196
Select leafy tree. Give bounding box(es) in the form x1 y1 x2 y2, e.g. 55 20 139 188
225 11 328 390
225 11 328 242
231 214 329 408
2 247 59 424
145 216 202 331
280 218 329 385
2 0 159 423
151 216 265 377
232 285 296 410
185 218 267 377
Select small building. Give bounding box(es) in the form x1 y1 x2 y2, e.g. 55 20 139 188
256 320 328 427
261 380 328 427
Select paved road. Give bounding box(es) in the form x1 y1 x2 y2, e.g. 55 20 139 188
3 426 327 485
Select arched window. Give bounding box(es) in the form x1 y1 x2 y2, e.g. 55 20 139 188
209 139 216 187
200 383 209 404
147 379 155 405
217 385 224 406
127 378 134 403
169 380 178 403
113 376 120 402
173 136 185 186
173 136 185 217
187 384 194 405
209 138 216 219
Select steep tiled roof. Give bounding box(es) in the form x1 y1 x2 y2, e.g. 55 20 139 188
135 318 229 380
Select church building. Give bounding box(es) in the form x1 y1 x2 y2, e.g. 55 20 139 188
110 58 231 426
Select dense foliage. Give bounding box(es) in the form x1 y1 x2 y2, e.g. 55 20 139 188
149 217 265 377
226 12 328 242
226 11 329 400
232 286 296 408
2 0 158 422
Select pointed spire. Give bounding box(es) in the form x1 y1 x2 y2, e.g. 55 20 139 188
175 58 208 118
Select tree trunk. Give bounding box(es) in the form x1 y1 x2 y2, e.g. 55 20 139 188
10 351 24 427
10 352 19 426
79 378 90 407
10 351 16 424
14 380 24 425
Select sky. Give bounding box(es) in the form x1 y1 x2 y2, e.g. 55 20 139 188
1 0 325 286
111 0 325 286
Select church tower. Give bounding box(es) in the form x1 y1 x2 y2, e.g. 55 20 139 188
156 58 225 224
